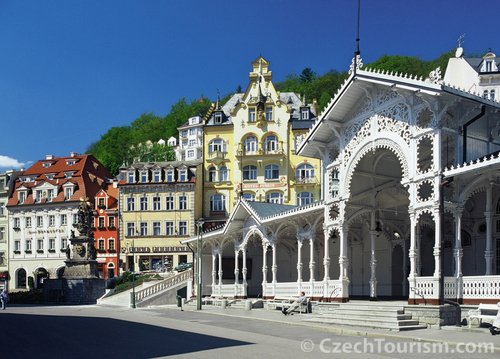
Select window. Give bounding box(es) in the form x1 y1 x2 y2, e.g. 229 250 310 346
214 112 223 124
220 166 228 182
49 238 55 251
66 160 76 166
179 195 187 210
187 149 195 158
37 239 43 251
108 216 115 228
296 163 315 182
140 196 148 211
244 136 258 154
140 171 148 183
127 197 135 211
61 214 67 226
16 268 26 288
19 191 26 204
128 171 135 183
166 221 174 236
301 108 310 120
0 227 4 240
189 127 196 135
153 170 161 183
266 192 283 204
26 217 32 228
46 174 54 180
49 215 55 227
179 169 188 182
14 218 20 228
153 222 161 236
98 217 105 228
127 223 136 236
264 164 279 180
73 213 78 226
97 198 105 208
64 187 73 200
14 240 21 252
165 196 174 210
297 192 314 206
140 222 148 236
208 138 226 153
210 194 225 212
242 193 255 202
264 135 278 153
166 169 175 182
243 165 257 180
486 60 492 72
491 90 496 101
208 166 217 182
265 106 273 121
61 238 67 250
179 221 187 236
35 190 43 203
109 239 115 251
0 252 4 266
65 172 74 178
37 216 43 227
42 162 52 168
248 107 256 122
153 196 161 210
98 240 105 251
483 90 489 99
188 139 196 146
47 189 55 202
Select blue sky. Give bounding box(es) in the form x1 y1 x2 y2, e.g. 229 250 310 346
0 0 498 170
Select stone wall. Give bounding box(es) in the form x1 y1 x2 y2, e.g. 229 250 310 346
44 278 105 304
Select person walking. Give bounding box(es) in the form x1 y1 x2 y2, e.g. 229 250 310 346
0 289 8 310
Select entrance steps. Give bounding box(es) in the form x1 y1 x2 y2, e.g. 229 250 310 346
303 302 427 331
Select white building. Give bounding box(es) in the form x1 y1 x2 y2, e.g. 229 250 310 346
175 116 204 161
7 154 111 291
0 170 19 290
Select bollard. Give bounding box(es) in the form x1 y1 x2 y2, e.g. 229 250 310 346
181 298 186 307
221 299 227 309
245 299 252 311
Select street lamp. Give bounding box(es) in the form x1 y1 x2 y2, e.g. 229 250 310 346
196 218 205 310
131 238 136 309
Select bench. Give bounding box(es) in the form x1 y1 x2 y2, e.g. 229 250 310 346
267 296 310 314
467 303 500 328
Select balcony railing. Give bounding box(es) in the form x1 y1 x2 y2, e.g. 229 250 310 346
207 151 228 161
237 143 285 157
295 176 318 185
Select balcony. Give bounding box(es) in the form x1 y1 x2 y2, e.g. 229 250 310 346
294 176 319 185
207 151 228 163
237 144 285 157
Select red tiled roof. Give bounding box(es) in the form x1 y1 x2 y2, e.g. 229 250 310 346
7 154 111 207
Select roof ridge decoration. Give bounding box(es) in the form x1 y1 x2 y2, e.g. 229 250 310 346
261 200 324 221
444 151 500 177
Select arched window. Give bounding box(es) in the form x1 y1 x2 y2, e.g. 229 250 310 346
242 192 255 202
297 192 314 206
244 136 258 154
208 138 226 153
107 262 115 278
264 164 279 180
208 166 217 182
296 163 315 182
264 135 278 153
219 166 228 182
16 268 26 288
243 165 257 180
266 191 283 204
210 194 226 212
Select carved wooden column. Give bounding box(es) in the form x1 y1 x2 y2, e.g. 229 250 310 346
211 251 217 294
485 184 493 275
408 212 417 279
433 208 441 278
234 249 240 297
453 207 463 303
296 239 303 288
261 242 268 297
369 211 377 300
271 243 277 297
323 227 330 281
338 226 349 301
242 247 248 298
309 237 315 294
218 251 223 293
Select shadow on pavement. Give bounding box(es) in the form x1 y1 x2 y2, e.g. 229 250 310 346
1 313 252 358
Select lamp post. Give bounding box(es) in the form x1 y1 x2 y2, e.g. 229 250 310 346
131 239 136 309
196 218 205 310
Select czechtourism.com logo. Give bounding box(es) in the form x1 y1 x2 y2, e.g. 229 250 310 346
300 338 495 355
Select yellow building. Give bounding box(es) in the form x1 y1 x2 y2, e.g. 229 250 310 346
118 161 202 271
203 57 321 226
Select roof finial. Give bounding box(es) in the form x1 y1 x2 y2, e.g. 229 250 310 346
457 33 465 48
216 89 220 109
350 0 363 75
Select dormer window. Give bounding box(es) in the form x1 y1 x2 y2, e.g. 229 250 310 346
179 168 188 182
153 170 161 183
42 162 52 168
47 189 55 202
35 190 43 203
486 60 493 72
46 173 55 180
64 186 74 200
214 112 223 124
166 169 175 182
18 191 26 204
66 160 76 166
301 108 309 120
248 108 256 122
127 171 135 184
140 170 148 183
64 172 74 179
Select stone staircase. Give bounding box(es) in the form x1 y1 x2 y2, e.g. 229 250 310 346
303 302 427 331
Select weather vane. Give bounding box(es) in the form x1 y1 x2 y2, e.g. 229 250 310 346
457 34 465 48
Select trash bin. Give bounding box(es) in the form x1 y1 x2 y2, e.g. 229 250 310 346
245 299 252 311
176 295 182 307
221 299 227 309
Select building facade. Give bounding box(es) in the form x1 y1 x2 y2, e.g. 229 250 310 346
175 115 204 161
0 171 19 290
6 153 111 291
93 181 119 279
118 160 202 272
202 57 322 227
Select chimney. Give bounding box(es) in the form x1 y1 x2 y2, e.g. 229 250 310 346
70 152 78 157
45 154 53 160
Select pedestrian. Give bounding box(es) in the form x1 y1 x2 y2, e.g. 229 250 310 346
0 289 8 310
489 302 500 335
